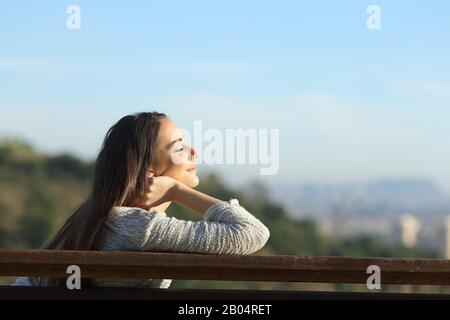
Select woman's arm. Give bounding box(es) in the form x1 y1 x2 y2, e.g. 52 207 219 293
114 176 270 255
171 182 221 216
142 199 270 254
103 199 270 255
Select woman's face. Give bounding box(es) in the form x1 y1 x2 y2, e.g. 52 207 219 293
153 118 199 188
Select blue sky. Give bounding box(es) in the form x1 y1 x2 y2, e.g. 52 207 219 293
1 1 450 193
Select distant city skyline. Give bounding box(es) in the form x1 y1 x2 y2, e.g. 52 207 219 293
1 1 450 193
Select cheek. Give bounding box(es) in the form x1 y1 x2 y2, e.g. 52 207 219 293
169 149 189 166
158 152 197 185
157 152 181 175
164 164 199 187
160 162 184 178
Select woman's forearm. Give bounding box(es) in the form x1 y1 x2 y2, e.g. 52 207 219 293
172 182 221 216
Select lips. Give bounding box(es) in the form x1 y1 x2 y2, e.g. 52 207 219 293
187 166 196 172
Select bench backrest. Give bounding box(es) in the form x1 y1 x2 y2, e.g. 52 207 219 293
1 249 450 285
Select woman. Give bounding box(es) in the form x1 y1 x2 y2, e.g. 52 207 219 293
14 112 270 288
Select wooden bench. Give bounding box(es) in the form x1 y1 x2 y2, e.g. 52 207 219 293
1 249 450 299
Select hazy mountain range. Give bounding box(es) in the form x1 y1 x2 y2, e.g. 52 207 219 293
269 179 450 220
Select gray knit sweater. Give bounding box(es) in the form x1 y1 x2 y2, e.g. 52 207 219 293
13 199 270 288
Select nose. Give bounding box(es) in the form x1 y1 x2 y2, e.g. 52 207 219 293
188 145 198 161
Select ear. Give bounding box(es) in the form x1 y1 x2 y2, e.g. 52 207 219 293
148 169 155 178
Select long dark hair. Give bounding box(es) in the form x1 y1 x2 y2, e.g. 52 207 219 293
38 111 167 286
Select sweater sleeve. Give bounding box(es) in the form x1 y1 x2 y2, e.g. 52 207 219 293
102 199 270 255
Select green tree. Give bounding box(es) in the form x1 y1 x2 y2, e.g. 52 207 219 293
17 188 57 248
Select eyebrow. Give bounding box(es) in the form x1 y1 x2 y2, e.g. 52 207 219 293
166 137 183 149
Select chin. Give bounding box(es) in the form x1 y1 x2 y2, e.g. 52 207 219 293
188 175 200 188
192 176 200 188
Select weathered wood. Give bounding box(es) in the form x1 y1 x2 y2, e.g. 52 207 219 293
1 286 450 300
1 249 450 285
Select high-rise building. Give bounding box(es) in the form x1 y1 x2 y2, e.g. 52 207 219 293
445 216 450 259
400 214 421 247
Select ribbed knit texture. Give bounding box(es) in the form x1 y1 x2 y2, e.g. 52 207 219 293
13 199 270 288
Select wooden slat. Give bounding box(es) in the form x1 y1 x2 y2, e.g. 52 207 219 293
1 249 450 285
1 286 450 300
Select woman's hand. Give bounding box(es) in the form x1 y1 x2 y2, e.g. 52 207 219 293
132 176 179 210
131 175 222 216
